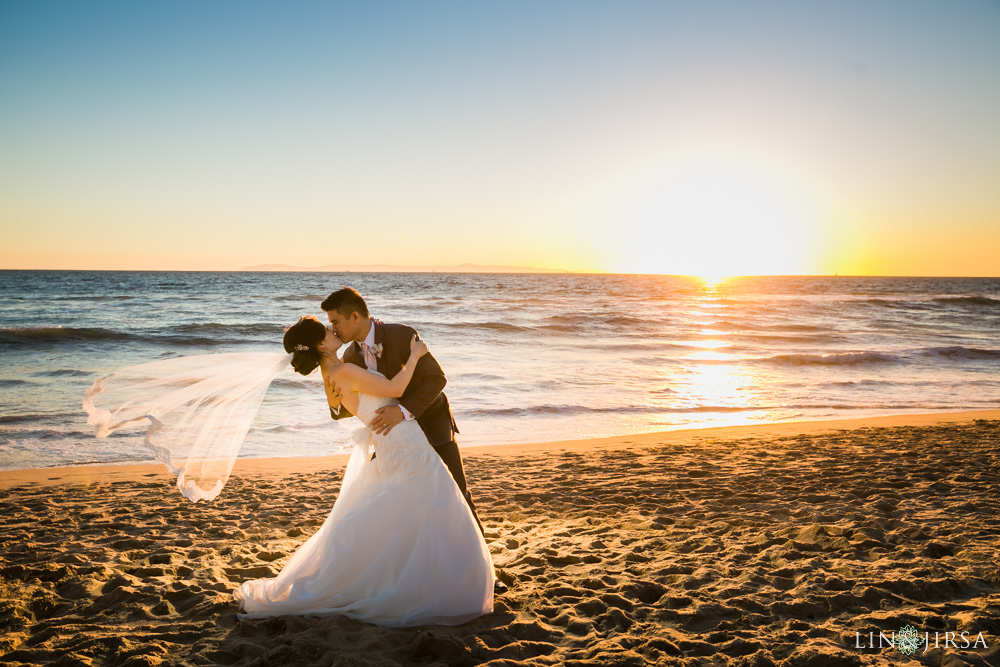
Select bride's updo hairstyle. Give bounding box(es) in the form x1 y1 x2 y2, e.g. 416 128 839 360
283 316 327 375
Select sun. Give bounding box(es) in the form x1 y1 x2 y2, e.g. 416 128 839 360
606 156 829 277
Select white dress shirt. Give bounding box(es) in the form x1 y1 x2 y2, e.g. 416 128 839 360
360 324 415 422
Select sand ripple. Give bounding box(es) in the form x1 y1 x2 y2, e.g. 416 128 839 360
1 421 999 665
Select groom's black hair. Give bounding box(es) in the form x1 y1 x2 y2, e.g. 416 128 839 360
322 287 370 319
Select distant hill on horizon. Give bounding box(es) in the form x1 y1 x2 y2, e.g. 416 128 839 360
241 262 574 274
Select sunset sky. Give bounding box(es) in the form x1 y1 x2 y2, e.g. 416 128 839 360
1 1 998 276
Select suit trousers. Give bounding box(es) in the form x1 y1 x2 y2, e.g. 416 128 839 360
432 439 484 536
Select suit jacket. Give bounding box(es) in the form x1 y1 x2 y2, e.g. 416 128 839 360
330 320 459 448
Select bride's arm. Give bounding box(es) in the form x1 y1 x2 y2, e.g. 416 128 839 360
332 336 428 398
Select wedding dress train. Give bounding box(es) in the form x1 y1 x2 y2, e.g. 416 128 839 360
234 390 495 626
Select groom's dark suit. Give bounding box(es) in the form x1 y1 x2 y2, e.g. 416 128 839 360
330 320 482 533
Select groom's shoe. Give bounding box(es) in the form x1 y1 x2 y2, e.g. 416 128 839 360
494 580 508 595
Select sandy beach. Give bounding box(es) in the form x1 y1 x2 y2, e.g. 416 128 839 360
1 410 999 666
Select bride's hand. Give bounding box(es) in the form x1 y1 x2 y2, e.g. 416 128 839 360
323 372 343 406
409 335 428 360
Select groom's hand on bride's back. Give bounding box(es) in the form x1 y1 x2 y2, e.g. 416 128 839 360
371 405 405 435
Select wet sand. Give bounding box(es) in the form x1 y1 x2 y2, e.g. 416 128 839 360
1 411 999 666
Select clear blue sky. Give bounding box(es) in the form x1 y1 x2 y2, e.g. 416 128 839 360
2 1 998 274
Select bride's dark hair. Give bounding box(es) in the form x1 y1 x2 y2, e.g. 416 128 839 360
283 316 327 375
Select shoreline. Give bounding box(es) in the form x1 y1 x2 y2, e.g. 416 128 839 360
3 408 997 492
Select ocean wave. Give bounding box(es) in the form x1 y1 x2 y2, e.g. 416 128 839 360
539 323 583 334
915 346 1000 360
814 379 899 387
539 321 660 336
773 324 835 333
931 296 1000 308
441 322 531 333
247 424 313 434
9 428 92 440
730 333 842 345
0 325 274 347
0 327 134 344
710 320 828 333
859 298 935 311
30 369 94 377
0 413 53 424
598 341 690 352
157 335 234 346
273 294 326 302
170 322 282 336
464 404 752 418
859 296 1000 312
270 377 320 389
545 313 646 327
0 379 36 387
454 373 506 382
753 346 1000 367
48 295 135 301
781 403 962 411
758 351 900 366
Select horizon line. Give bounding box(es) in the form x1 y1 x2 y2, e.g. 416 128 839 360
1 267 998 279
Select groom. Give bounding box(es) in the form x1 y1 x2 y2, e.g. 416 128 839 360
322 287 485 536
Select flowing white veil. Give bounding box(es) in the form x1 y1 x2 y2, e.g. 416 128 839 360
83 352 292 502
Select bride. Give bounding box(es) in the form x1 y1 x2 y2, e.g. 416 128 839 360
84 316 494 627
235 316 494 625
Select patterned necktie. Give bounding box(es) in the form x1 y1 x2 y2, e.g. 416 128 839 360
360 342 377 370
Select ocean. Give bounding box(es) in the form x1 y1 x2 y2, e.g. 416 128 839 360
1 271 998 470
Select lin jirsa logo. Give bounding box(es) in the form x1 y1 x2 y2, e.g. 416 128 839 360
895 626 923 656
856 624 989 656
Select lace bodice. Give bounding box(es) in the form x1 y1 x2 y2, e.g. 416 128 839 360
354 391 433 482
354 391 396 425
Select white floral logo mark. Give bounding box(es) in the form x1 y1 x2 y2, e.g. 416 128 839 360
896 625 922 656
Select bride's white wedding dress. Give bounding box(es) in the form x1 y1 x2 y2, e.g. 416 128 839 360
233 388 495 626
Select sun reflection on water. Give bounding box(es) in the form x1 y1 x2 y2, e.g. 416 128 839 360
673 275 763 427
678 339 732 350
681 358 761 427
